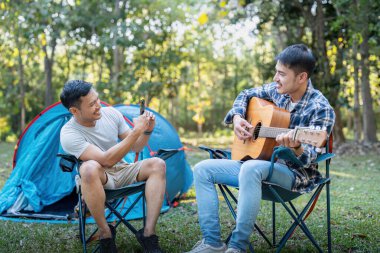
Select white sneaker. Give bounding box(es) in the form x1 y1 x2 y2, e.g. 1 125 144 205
225 248 246 253
185 239 227 253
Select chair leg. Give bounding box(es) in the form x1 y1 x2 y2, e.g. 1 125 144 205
85 191 146 253
269 185 323 253
254 224 272 247
327 181 332 253
219 185 237 219
288 202 323 253
272 201 276 247
85 199 124 246
142 190 146 227
218 185 273 251
218 185 236 246
275 205 322 253
279 205 322 252
106 192 145 234
225 226 235 245
78 191 87 253
248 243 255 253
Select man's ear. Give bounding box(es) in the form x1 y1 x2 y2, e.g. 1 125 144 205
69 107 79 115
298 72 308 83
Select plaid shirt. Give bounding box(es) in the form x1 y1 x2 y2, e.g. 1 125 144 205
224 80 335 193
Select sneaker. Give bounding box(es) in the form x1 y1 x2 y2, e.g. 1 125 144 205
185 239 227 253
99 238 117 253
99 225 117 253
225 248 245 253
135 228 164 253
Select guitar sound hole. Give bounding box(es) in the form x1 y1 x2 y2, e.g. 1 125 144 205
252 122 261 140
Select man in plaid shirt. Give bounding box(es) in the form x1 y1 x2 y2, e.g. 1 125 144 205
186 44 335 253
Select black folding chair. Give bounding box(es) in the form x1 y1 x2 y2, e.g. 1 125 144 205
58 154 146 253
199 137 334 253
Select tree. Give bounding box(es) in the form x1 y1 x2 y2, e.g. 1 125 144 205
358 0 378 143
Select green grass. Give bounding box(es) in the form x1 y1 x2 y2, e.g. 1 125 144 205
0 141 379 252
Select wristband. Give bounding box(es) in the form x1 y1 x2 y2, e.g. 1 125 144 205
144 130 153 135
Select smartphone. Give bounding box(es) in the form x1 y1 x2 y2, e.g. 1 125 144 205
139 99 145 115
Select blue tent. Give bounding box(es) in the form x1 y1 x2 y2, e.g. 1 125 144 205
0 102 193 223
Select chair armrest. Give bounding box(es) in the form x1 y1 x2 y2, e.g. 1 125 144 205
315 153 335 163
271 146 303 167
266 146 303 181
155 149 179 160
199 145 231 159
57 153 81 173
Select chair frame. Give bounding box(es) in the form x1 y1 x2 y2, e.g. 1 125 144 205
58 154 146 253
200 139 334 253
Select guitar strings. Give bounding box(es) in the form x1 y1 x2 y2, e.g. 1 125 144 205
252 126 290 137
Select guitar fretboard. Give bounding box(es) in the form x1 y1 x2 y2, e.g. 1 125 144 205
256 126 291 139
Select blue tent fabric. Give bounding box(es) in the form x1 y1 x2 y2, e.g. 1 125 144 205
0 104 74 214
0 102 193 223
114 104 193 200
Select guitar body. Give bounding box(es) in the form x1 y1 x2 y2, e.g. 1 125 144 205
231 97 290 161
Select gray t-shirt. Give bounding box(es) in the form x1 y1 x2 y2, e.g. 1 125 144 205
60 106 130 159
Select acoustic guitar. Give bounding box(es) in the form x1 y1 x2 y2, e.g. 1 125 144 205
231 97 327 161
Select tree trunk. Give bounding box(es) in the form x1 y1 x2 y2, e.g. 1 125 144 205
352 39 362 142
234 56 238 98
311 0 345 142
169 98 174 126
360 36 378 143
65 45 71 81
98 53 105 83
334 40 346 143
44 55 53 107
112 0 121 87
197 122 203 136
184 70 189 128
16 43 26 132
314 0 330 88
81 47 88 80
333 105 346 145
43 38 56 107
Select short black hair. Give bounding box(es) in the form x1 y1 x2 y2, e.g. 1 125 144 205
60 80 93 109
275 44 316 78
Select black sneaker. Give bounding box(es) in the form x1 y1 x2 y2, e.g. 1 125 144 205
99 225 117 253
135 228 164 253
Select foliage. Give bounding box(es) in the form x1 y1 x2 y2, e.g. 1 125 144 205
0 0 379 141
0 140 379 252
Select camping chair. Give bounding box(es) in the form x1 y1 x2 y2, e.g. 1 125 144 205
58 154 146 253
199 136 334 253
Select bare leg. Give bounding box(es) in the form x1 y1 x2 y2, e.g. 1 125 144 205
136 157 166 236
80 160 111 239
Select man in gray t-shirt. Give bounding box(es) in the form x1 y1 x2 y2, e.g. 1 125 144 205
60 80 165 253
61 106 129 160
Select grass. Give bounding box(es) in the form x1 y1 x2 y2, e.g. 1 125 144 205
0 140 380 252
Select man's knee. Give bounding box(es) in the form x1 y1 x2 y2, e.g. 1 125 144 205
147 157 166 176
80 160 102 183
239 160 269 181
193 160 211 181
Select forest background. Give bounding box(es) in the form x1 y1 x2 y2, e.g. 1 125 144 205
0 0 379 147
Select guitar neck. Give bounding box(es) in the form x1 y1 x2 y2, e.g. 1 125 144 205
257 126 291 139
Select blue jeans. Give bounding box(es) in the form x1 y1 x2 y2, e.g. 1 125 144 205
193 159 295 250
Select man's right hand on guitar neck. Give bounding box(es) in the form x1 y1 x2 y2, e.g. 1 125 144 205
233 115 253 140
